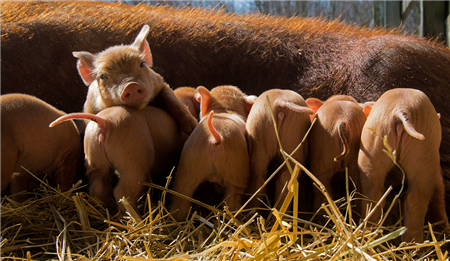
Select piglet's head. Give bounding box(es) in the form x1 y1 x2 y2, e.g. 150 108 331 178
74 25 163 114
196 85 255 120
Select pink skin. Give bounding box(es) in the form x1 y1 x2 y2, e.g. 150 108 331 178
306 95 367 213
174 86 201 120
51 106 188 214
246 89 313 209
170 85 254 221
358 88 448 243
74 25 197 134
1 94 82 201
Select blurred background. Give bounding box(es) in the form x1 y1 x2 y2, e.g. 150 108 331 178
101 0 450 47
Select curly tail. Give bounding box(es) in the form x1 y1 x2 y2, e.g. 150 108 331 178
396 110 425 140
334 121 349 162
207 110 221 144
50 113 106 128
50 113 108 141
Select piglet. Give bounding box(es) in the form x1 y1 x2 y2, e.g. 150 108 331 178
51 105 187 214
246 89 313 209
74 25 197 134
170 85 254 221
174 86 201 120
306 95 366 212
1 94 82 201
358 88 448 242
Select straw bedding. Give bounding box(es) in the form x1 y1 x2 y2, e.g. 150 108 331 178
2 117 449 260
1 143 449 260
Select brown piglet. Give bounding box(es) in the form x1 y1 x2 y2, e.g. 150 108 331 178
358 88 448 243
51 106 187 214
1 94 82 201
74 25 197 134
174 86 201 120
4 4 450 218
170 85 255 221
246 89 313 210
306 95 367 212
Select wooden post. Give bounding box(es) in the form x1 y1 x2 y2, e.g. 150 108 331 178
421 1 447 44
402 0 418 22
385 1 402 28
447 1 450 47
373 1 402 29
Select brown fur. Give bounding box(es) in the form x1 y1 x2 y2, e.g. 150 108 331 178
246 89 313 209
51 106 188 214
174 87 201 120
73 25 197 134
306 95 366 212
1 94 82 201
170 86 254 221
3 1 450 216
358 88 448 243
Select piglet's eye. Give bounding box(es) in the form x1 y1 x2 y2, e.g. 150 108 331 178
99 74 108 80
140 62 146 68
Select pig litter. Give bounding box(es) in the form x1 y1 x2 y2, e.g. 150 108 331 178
1 124 448 260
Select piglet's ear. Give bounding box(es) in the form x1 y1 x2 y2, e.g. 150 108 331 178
305 98 323 114
361 102 375 117
363 105 372 117
197 86 212 118
132 25 153 67
244 95 257 114
73 51 95 86
195 93 202 102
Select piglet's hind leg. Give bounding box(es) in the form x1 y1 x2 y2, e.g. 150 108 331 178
114 166 151 215
88 168 116 210
402 163 439 243
171 168 204 221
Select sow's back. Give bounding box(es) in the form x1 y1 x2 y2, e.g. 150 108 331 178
2 1 450 213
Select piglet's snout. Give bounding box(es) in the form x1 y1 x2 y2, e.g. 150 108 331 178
121 82 148 105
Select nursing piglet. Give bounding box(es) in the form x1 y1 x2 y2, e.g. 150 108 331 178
306 95 366 212
74 25 197 134
51 106 187 214
1 94 82 201
246 89 313 209
174 86 201 120
170 85 254 221
358 88 448 242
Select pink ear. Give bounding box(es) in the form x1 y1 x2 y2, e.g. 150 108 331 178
195 93 201 102
140 39 153 67
360 102 374 117
73 51 95 85
244 95 257 114
197 86 211 118
77 60 94 85
132 25 153 66
363 106 372 117
305 98 323 114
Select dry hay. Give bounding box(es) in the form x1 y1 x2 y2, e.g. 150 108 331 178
2 106 449 260
1 163 449 260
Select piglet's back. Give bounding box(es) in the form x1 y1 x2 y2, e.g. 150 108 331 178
1 93 81 192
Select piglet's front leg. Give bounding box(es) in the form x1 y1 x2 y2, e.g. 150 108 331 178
157 84 198 134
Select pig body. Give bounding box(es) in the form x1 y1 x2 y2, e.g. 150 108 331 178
306 95 367 212
52 106 187 214
3 1 450 216
174 87 201 120
73 25 197 134
170 86 254 221
358 88 448 242
1 94 82 201
246 89 313 209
